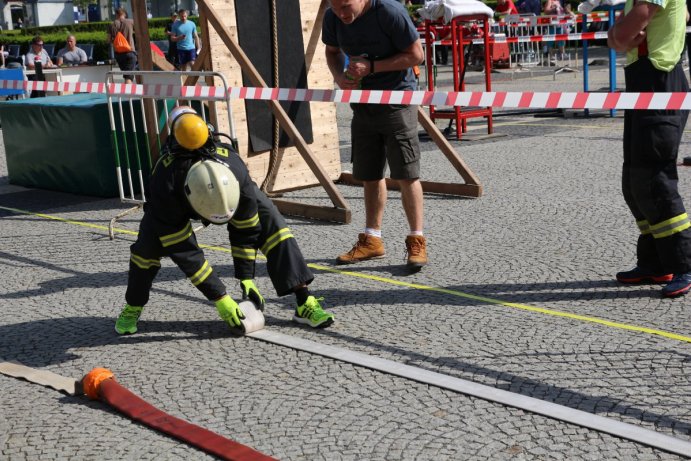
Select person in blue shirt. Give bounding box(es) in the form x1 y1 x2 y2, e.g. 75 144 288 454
171 9 199 71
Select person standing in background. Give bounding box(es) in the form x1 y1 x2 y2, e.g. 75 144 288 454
172 9 199 71
108 8 137 84
165 11 179 68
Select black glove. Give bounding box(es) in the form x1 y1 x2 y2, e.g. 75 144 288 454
240 279 265 311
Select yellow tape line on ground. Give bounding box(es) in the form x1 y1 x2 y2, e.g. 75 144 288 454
311 263 691 343
2 205 690 344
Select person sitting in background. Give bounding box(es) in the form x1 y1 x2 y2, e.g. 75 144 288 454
25 36 54 70
432 25 451 65
495 0 519 17
25 36 53 98
56 35 88 66
542 0 566 63
515 0 542 15
544 0 565 15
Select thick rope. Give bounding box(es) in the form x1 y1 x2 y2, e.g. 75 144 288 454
261 0 283 195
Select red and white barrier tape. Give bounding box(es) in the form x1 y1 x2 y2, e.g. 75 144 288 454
4 80 691 110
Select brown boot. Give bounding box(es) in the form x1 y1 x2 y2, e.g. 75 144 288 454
405 235 427 269
337 233 386 264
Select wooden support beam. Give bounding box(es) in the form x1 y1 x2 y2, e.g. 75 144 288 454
197 0 350 221
152 52 175 71
417 107 482 191
272 199 351 224
198 10 220 140
131 0 152 72
131 0 160 164
337 108 483 198
186 46 210 81
338 173 481 198
304 0 328 73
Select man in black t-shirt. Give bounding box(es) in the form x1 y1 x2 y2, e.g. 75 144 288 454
165 12 179 67
323 0 429 270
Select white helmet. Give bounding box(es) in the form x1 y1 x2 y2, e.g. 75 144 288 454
184 160 240 224
169 106 209 150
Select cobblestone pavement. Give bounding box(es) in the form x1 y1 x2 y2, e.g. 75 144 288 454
1 64 690 460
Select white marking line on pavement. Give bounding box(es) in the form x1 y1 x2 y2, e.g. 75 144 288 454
250 329 691 458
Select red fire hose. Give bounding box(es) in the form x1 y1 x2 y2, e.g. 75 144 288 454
83 368 276 461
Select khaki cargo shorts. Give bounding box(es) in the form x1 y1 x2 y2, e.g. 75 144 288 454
350 103 420 181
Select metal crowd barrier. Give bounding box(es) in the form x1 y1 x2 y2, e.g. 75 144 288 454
491 13 587 69
105 70 236 239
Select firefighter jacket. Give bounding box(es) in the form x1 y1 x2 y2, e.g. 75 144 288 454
125 141 261 306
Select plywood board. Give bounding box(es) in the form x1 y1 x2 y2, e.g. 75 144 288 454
205 0 340 191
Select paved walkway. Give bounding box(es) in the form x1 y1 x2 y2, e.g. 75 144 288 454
0 63 690 460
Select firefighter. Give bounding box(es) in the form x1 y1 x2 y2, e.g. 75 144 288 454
115 107 335 334
608 0 691 297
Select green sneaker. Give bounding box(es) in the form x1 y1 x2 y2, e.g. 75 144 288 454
293 296 334 328
115 304 143 335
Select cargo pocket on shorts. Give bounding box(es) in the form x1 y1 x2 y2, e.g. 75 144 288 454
394 135 418 164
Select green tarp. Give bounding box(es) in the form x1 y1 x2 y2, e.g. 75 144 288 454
0 93 151 198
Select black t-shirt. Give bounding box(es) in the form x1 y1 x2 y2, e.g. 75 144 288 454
166 20 177 45
322 0 419 90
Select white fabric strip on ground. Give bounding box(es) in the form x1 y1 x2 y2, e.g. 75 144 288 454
249 329 691 458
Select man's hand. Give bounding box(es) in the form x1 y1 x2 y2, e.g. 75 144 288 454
347 56 371 79
335 71 361 89
240 280 265 311
608 27 646 52
325 45 361 89
215 294 245 327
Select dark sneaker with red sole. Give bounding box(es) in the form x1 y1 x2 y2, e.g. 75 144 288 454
616 267 673 284
661 273 691 298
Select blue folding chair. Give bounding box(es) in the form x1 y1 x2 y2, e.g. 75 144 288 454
80 44 94 63
7 45 20 59
0 68 27 100
43 43 55 58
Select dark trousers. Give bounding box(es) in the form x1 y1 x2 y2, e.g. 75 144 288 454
167 41 178 67
246 184 313 296
114 51 137 81
623 58 691 274
126 214 226 306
